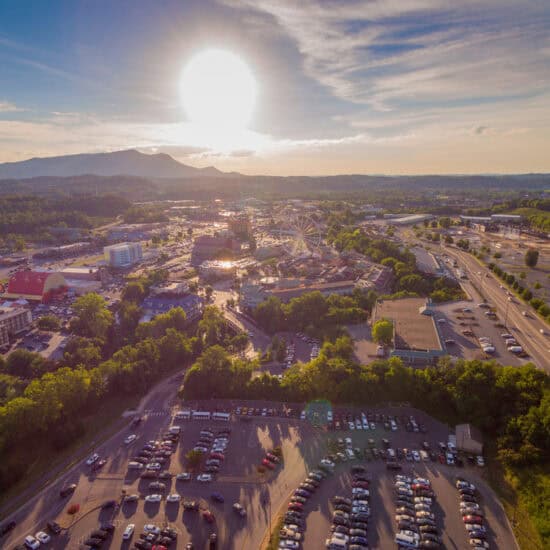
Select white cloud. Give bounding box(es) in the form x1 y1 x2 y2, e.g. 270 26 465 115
0 100 26 113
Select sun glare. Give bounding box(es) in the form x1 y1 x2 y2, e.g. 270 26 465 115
180 49 256 131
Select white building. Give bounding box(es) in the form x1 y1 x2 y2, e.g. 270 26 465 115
0 307 32 348
103 242 143 267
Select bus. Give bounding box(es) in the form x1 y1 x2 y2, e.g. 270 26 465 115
192 411 211 421
175 410 191 420
212 412 231 422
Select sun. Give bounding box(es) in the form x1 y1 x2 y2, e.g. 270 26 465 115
180 49 257 131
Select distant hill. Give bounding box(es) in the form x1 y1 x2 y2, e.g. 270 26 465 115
0 149 225 179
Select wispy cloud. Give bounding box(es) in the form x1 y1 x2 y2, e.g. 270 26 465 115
222 0 550 137
0 100 26 113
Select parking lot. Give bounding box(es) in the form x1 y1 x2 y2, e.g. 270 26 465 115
6 402 517 550
434 301 528 366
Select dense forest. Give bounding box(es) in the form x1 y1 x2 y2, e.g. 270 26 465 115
0 194 130 245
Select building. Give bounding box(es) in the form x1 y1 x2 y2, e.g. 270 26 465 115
104 242 143 267
239 278 356 310
0 307 33 348
140 294 204 324
455 423 483 454
227 215 252 238
391 214 435 226
198 260 237 281
356 264 393 293
190 235 241 266
60 267 100 280
372 298 446 366
5 270 68 303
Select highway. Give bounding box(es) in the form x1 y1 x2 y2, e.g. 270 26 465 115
442 246 550 371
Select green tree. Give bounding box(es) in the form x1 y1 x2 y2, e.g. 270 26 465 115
439 217 451 229
525 249 539 268
372 319 393 345
70 293 113 341
37 315 61 331
122 281 146 303
185 449 203 471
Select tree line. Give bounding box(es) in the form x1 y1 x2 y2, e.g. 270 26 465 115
181 337 549 468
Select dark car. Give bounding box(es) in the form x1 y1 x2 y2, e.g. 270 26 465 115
100 499 117 509
183 500 200 511
46 521 62 535
134 541 152 550
90 529 109 540
100 523 115 533
0 520 16 536
211 492 224 503
84 537 103 547
60 483 77 497
161 527 178 540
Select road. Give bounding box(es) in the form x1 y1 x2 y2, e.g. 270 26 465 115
442 246 550 371
1 370 181 549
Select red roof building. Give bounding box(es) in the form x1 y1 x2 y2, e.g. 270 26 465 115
5 271 68 303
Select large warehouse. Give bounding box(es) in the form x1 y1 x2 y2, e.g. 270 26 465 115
5 270 68 303
372 297 446 365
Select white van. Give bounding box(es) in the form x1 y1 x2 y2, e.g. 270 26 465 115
175 410 191 420
168 426 181 434
420 450 429 461
128 462 144 470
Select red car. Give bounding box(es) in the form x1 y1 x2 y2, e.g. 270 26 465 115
288 502 303 511
438 454 446 464
412 484 430 492
262 459 275 470
353 481 369 489
463 515 484 524
210 453 225 461
203 510 215 523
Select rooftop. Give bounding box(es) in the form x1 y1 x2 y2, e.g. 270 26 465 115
374 297 442 352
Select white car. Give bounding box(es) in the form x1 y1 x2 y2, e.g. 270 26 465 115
124 434 137 445
145 494 162 503
197 474 212 482
146 462 162 470
177 472 191 481
412 450 420 462
279 539 300 549
476 456 485 467
35 531 51 544
143 524 161 535
85 453 99 466
24 536 40 550
122 524 135 540
167 493 181 503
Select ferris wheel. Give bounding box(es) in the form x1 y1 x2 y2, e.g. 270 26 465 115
275 207 322 257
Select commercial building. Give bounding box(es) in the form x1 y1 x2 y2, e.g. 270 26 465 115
198 260 237 281
372 298 445 366
190 235 241 266
239 278 356 310
227 215 252 238
0 307 33 348
356 264 393 292
386 214 434 225
60 266 100 280
104 242 143 267
5 271 68 303
455 423 483 455
140 294 204 324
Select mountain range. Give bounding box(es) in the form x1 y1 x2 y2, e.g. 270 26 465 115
0 149 225 179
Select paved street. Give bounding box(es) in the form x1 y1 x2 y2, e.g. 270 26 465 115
442 246 550 371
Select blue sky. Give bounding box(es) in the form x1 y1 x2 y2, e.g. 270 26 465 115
1 0 549 175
